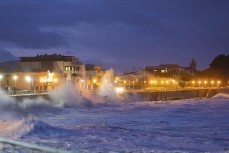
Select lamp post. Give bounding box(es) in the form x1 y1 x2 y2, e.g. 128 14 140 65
93 79 97 91
217 81 221 88
192 81 195 88
198 81 202 88
0 75 3 88
13 75 18 94
211 81 214 88
25 76 32 93
204 80 207 88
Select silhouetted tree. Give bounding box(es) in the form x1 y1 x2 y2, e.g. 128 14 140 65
189 58 197 73
209 54 229 79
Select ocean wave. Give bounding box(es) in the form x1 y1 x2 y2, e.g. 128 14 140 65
212 93 229 99
0 115 75 140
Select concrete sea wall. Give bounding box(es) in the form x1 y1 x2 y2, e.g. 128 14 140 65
11 88 229 102
134 88 229 101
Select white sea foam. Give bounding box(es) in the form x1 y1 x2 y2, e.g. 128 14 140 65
212 92 229 99
48 84 92 107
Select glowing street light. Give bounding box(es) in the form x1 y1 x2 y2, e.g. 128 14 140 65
211 80 214 86
217 80 221 88
0 74 3 87
25 76 31 82
40 78 44 83
204 80 207 88
150 80 153 84
13 75 18 94
198 81 202 87
25 76 33 91
13 75 18 87
192 81 195 87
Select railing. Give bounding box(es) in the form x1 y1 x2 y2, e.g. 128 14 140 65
0 137 71 153
6 90 48 96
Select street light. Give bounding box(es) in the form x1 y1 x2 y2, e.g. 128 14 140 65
211 81 214 87
25 76 31 82
0 74 3 87
198 81 202 87
217 80 221 88
13 75 18 94
192 81 195 88
204 80 207 88
25 76 32 91
93 79 97 90
13 75 18 86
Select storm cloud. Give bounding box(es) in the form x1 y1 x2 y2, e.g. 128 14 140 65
0 0 229 70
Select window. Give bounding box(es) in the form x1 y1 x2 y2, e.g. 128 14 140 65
65 66 68 71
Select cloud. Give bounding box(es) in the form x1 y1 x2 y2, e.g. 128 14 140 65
0 0 228 69
0 49 17 62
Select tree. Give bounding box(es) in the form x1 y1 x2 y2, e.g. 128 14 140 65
189 58 197 73
209 54 229 78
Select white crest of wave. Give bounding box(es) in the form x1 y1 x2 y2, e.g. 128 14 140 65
212 93 229 99
0 115 36 139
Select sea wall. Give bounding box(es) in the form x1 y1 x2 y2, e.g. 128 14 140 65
13 94 51 101
134 88 229 101
11 88 229 102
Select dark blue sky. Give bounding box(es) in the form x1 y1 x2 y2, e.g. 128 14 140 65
0 0 228 72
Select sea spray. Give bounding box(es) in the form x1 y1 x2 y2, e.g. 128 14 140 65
98 69 123 102
48 84 92 107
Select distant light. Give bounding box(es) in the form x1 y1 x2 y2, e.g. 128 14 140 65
93 79 97 83
25 76 31 82
40 78 44 83
217 81 221 84
204 80 207 84
198 81 201 84
0 75 3 80
80 79 85 83
115 87 125 94
211 81 214 84
150 80 153 84
54 78 57 83
13 75 18 80
114 80 118 84
192 81 195 84
124 80 127 84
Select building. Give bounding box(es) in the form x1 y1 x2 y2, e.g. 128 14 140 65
0 53 86 92
145 64 182 74
20 53 83 84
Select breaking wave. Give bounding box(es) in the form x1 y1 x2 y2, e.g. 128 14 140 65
0 115 73 140
212 93 229 99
